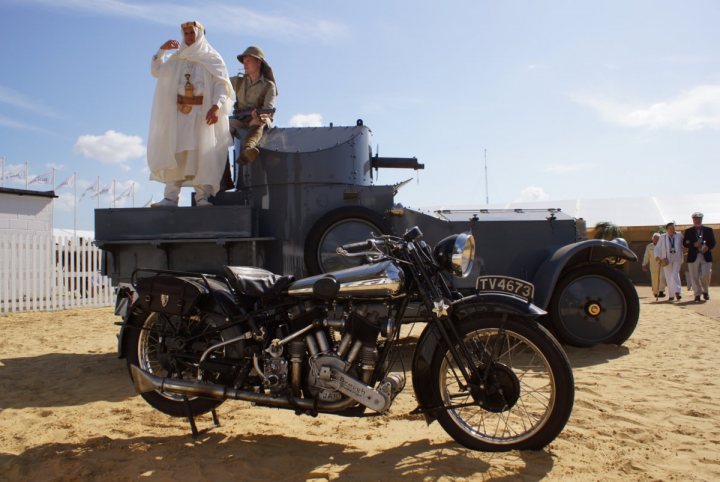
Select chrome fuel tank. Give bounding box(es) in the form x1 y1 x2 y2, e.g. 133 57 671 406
287 260 404 299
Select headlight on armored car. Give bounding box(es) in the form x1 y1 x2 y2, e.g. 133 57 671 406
433 233 475 278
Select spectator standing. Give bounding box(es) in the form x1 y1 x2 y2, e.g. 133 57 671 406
654 222 684 302
642 233 666 299
683 212 716 302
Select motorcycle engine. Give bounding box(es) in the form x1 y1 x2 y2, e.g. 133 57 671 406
261 351 288 396
303 302 390 399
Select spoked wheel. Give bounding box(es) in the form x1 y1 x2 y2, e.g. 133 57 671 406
125 310 241 417
431 314 574 451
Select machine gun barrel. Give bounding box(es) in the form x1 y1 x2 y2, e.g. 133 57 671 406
371 156 424 170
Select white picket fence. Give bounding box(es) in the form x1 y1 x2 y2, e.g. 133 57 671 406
0 234 114 313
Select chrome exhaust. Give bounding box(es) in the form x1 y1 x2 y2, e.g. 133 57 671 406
130 365 360 411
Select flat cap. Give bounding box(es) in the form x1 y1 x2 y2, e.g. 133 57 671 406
692 212 704 218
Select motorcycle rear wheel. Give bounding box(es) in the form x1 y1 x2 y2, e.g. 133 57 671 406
430 314 574 451
125 310 237 417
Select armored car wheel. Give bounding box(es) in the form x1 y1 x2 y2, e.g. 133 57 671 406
125 309 240 417
304 206 390 275
548 264 639 347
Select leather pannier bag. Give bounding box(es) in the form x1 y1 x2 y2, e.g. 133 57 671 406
135 275 207 317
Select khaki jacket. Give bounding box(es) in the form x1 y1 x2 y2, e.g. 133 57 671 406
230 74 276 127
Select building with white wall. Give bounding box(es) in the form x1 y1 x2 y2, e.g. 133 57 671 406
0 187 56 236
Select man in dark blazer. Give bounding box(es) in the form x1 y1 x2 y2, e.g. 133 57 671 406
683 212 716 302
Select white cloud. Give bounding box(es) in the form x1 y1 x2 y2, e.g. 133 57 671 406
22 0 347 42
74 130 146 170
517 186 549 202
0 114 46 132
544 162 597 174
0 84 61 118
289 113 324 127
573 85 720 130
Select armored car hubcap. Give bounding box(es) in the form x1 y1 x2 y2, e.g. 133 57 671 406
554 272 627 344
585 301 602 317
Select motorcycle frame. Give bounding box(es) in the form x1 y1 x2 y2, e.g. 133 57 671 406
117 234 541 416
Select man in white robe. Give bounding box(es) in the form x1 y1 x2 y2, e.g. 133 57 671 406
147 21 234 207
654 222 685 302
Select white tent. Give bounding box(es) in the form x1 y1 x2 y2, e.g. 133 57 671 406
426 193 720 228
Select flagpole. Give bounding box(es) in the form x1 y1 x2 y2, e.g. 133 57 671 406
131 182 135 207
73 172 77 239
112 179 116 209
96 176 100 209
50 168 55 237
25 161 28 190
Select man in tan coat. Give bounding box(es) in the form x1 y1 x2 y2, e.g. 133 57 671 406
642 233 666 298
230 46 277 164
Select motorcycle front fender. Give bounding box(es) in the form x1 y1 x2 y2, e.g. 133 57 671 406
411 294 545 423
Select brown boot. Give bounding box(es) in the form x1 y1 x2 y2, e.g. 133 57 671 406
240 147 259 164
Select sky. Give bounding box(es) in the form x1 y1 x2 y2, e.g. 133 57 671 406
1 0 719 231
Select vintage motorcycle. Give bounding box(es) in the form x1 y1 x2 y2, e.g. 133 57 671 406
114 226 574 451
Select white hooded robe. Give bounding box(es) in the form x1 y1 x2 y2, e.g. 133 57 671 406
147 25 234 193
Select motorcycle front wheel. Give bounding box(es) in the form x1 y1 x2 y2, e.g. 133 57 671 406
430 314 574 451
125 309 239 417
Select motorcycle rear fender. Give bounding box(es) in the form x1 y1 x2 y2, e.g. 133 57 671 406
115 278 241 359
532 239 637 309
411 294 544 423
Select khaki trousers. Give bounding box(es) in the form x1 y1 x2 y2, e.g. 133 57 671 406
688 257 712 296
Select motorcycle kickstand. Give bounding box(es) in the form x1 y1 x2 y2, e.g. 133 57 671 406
182 396 221 439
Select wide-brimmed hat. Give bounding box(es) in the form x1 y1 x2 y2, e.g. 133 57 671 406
237 46 264 63
237 46 277 93
692 211 704 219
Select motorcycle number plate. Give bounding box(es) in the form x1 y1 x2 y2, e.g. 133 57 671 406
476 275 535 302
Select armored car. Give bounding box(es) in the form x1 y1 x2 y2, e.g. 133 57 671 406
96 121 638 347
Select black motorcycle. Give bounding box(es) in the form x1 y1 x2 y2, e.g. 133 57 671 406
115 226 574 451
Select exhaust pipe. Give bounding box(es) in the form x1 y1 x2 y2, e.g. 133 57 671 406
131 365 234 400
130 365 359 411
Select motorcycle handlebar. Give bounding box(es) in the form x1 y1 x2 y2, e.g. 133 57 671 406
340 239 375 254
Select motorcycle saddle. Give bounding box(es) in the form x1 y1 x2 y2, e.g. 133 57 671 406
223 265 295 299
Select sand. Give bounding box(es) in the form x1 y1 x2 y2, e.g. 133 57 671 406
1 285 719 481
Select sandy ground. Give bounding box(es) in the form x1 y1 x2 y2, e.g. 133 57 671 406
1 285 719 481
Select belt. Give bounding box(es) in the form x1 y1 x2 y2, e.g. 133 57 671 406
177 95 204 105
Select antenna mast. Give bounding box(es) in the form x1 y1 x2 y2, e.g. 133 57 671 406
484 148 489 204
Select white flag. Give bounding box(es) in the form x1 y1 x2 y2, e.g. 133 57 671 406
3 165 26 180
91 183 110 198
56 174 75 189
29 171 53 185
114 183 134 202
79 183 98 200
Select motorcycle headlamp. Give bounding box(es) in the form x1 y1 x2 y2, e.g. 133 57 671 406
433 233 475 278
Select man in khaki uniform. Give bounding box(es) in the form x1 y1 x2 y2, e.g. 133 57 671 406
230 46 277 164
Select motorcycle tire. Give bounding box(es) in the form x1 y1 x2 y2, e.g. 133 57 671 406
548 264 639 347
125 309 240 417
428 313 574 451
